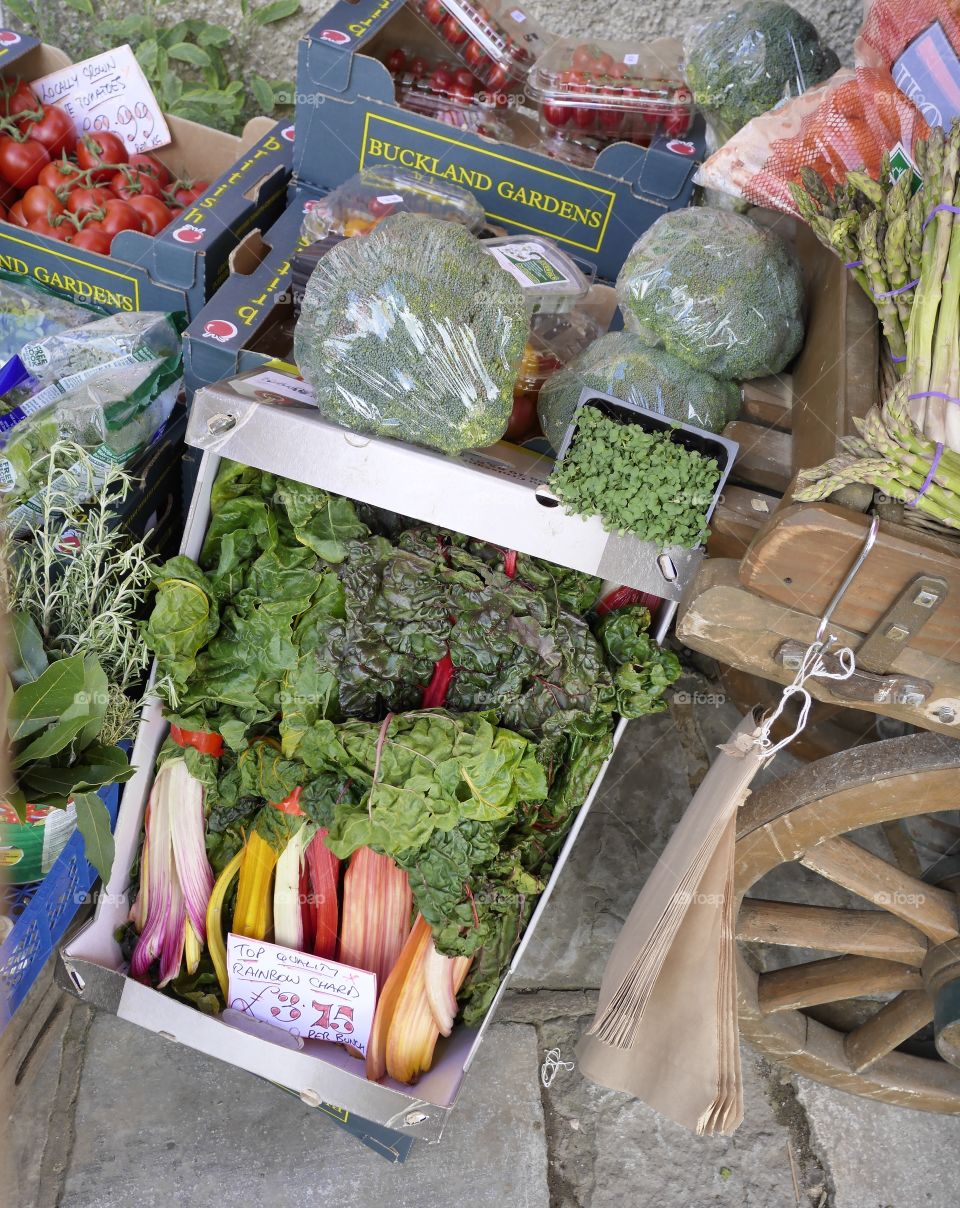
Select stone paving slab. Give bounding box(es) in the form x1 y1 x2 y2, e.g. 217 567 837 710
796 1078 960 1208
59 1015 549 1208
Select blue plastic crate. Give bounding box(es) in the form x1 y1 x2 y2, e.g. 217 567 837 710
0 779 122 1030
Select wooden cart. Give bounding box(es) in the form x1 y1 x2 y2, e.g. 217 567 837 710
676 218 960 1111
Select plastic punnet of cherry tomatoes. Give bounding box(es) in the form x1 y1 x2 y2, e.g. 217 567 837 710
0 134 50 191
16 103 75 159
127 194 174 235
76 132 128 182
110 167 163 201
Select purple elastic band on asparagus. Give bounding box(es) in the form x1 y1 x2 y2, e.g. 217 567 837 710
907 441 944 509
875 278 919 298
908 390 960 404
923 203 960 230
844 259 864 268
890 354 906 362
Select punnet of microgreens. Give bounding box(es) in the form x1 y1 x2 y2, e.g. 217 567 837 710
1 441 156 744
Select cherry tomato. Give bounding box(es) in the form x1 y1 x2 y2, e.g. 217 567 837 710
368 196 398 218
442 14 468 44
598 105 623 134
20 184 64 224
6 200 27 227
450 81 475 104
464 42 490 71
384 48 407 74
27 214 70 241
453 67 475 88
0 80 38 119
593 51 615 75
97 198 144 238
127 194 173 235
542 101 570 128
109 168 162 201
408 55 429 77
422 0 446 24
17 104 76 159
0 136 50 190
76 132 128 181
571 45 597 72
606 63 627 81
128 152 172 186
428 66 454 94
69 226 112 254
559 69 588 90
67 186 113 217
572 106 596 130
38 157 86 196
485 63 509 91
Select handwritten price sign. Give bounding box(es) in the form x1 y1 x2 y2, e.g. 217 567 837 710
226 934 377 1056
32 45 172 153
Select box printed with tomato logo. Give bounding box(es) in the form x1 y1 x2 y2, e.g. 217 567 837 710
0 35 293 318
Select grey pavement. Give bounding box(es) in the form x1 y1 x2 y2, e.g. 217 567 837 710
5 670 960 1207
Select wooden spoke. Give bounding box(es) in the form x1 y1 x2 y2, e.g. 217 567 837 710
737 900 928 966
881 820 924 880
844 991 934 1073
800 835 959 944
758 956 924 1015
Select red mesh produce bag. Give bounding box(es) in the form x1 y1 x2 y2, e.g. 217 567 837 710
697 68 929 213
857 0 960 106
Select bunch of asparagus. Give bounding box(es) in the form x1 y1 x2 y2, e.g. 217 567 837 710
794 380 960 530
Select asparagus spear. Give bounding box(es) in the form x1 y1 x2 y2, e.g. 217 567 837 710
861 210 907 360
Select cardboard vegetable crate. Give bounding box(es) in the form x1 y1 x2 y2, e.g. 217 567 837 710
0 780 121 1031
0 32 292 317
57 416 633 1142
677 214 960 742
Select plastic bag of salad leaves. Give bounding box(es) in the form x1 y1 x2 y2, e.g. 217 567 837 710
0 276 98 366
295 213 529 454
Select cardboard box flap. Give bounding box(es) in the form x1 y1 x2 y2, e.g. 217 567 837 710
307 1 403 56
0 30 47 71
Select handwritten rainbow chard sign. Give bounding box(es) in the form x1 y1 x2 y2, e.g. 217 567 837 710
226 934 377 1055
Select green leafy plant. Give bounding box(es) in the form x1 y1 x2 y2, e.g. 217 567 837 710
3 0 300 134
550 406 722 549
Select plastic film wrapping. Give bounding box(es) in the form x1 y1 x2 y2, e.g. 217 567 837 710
294 213 529 455
615 209 805 381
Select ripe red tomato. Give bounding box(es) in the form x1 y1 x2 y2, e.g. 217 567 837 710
66 186 113 217
97 198 144 238
110 168 162 201
423 0 446 24
69 226 112 254
17 104 76 159
449 81 475 104
453 67 475 87
408 56 429 77
39 157 86 196
606 63 627 81
169 180 209 206
593 52 615 75
384 48 407 74
0 136 51 190
542 101 570 127
128 152 172 186
0 80 38 119
572 106 596 130
20 184 64 224
428 66 454 94
571 45 596 72
6 200 27 227
27 214 70 241
76 132 128 181
484 63 509 91
127 194 173 235
442 15 468 44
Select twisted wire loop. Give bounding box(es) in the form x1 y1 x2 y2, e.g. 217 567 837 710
541 1047 575 1088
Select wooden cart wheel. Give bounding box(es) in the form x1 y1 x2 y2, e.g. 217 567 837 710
735 731 960 1112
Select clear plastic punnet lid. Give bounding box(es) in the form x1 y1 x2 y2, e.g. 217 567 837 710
529 36 692 115
483 235 592 314
408 0 547 88
301 165 486 242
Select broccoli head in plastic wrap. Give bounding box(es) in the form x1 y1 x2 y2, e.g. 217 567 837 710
536 331 741 451
294 212 529 455
683 0 839 144
616 208 805 381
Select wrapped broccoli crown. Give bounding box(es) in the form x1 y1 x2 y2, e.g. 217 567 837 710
295 212 529 455
537 331 741 451
684 1 839 143
616 208 805 381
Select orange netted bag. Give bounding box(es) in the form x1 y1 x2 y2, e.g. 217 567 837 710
857 0 960 118
697 67 929 213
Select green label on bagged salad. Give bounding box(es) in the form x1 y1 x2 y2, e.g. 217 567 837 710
488 242 567 286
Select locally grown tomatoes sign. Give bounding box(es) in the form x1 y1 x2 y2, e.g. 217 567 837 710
226 934 377 1055
31 44 172 153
